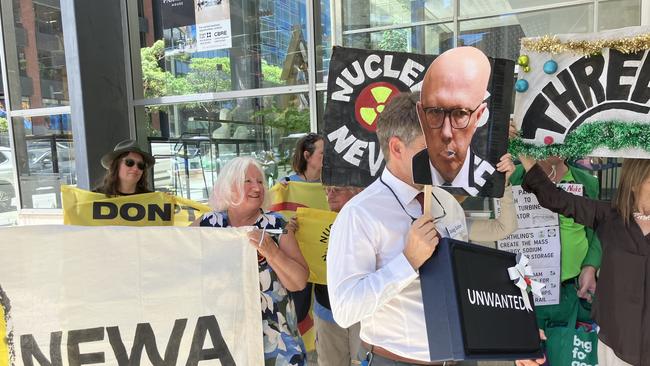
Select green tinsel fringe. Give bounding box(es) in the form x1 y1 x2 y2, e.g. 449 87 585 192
508 121 650 159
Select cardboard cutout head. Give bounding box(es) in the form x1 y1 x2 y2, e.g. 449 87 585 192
413 47 495 196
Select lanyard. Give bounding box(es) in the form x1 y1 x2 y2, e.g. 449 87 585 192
379 176 447 223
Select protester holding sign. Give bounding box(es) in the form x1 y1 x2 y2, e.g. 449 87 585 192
518 156 650 366
328 91 463 365
313 185 362 366
278 132 325 361
195 157 309 366
283 132 325 183
94 139 156 196
510 157 601 363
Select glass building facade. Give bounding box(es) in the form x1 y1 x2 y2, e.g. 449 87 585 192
0 0 647 224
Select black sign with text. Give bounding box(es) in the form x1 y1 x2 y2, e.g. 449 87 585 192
322 46 514 197
420 239 542 361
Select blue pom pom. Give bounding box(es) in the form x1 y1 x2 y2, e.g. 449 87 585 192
543 60 558 74
515 79 529 93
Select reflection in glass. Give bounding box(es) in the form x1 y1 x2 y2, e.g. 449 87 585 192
459 5 594 60
146 93 310 201
597 0 641 31
0 99 18 219
11 114 75 209
144 0 312 97
8 0 68 109
343 23 454 56
459 0 573 18
317 0 333 82
342 0 452 31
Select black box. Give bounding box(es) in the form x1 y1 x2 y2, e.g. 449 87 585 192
420 238 543 362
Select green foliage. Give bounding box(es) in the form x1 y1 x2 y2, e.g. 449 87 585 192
140 41 299 138
0 117 7 132
140 41 285 97
378 28 409 52
186 57 232 92
254 105 310 135
141 40 190 98
262 60 283 86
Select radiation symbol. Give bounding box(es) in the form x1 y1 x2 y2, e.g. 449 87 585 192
354 82 401 132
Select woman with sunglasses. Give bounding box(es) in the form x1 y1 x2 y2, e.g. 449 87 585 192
94 139 155 196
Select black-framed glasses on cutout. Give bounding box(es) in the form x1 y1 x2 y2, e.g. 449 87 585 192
421 102 482 129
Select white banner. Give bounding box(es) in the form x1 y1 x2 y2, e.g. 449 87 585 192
0 225 263 366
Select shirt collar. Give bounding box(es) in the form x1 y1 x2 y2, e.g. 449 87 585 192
429 151 472 187
381 166 422 205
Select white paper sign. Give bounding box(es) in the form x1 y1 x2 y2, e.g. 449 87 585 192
511 185 558 229
531 267 561 306
498 226 561 305
197 20 232 51
195 0 232 51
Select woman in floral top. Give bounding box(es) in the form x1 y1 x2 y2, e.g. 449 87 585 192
196 157 308 366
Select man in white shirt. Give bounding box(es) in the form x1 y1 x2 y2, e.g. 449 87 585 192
328 91 468 365
327 52 544 366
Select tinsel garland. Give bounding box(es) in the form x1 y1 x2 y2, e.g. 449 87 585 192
521 33 650 55
508 121 650 159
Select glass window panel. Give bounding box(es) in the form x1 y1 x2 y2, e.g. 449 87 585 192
342 0 452 32
143 0 310 98
459 5 594 61
317 0 333 82
343 23 454 55
146 93 310 201
598 0 641 31
460 0 576 18
11 114 75 209
0 99 18 222
5 0 68 109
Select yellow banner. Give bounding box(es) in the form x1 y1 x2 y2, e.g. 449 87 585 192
296 207 337 285
61 186 211 226
269 182 328 353
269 181 328 220
0 298 6 366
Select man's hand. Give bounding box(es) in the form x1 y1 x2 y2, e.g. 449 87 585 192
403 215 440 270
578 266 597 302
515 330 546 366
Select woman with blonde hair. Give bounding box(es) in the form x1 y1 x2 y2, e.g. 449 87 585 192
195 156 308 366
519 156 650 366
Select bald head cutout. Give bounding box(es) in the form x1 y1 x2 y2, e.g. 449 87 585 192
417 47 492 184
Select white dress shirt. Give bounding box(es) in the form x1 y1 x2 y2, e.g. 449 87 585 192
327 167 468 362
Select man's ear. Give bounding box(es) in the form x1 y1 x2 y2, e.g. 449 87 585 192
387 136 403 160
303 150 311 161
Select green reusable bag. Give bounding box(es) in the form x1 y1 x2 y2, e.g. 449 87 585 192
543 296 598 366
